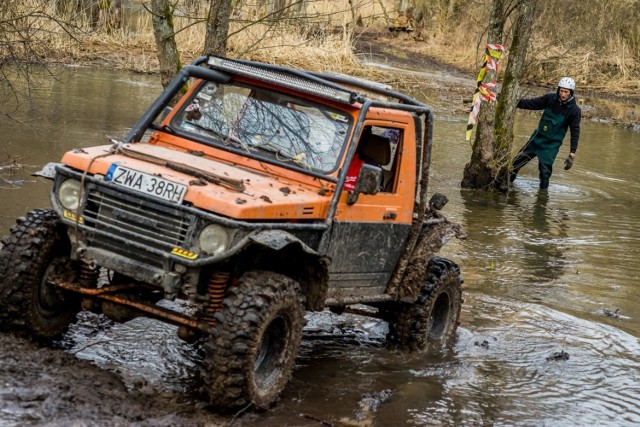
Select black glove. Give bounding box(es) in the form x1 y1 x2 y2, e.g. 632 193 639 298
564 156 574 170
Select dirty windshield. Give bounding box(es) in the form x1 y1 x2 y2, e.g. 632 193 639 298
173 81 352 172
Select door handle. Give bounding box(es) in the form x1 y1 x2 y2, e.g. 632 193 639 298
383 210 397 220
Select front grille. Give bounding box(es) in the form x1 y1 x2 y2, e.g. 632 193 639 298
83 190 192 266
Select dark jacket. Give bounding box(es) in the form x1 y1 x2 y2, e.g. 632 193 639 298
517 92 581 153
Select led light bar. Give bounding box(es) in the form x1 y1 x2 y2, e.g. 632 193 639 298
207 56 356 105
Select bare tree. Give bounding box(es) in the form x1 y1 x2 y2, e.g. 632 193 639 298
460 0 506 190
204 0 233 56
150 0 182 89
461 0 538 191
493 0 538 189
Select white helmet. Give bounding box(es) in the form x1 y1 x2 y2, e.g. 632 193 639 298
558 77 575 91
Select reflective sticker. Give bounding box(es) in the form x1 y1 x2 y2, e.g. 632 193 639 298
171 248 198 260
63 210 84 224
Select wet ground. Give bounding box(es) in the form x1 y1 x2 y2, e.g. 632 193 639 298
0 332 218 426
1 37 640 426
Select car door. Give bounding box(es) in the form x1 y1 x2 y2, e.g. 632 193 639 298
326 123 416 299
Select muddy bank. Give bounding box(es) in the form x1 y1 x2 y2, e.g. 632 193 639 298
0 334 225 426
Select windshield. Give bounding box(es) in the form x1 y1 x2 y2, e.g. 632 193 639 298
172 81 352 172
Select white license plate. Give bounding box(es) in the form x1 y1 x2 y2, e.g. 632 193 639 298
106 164 187 203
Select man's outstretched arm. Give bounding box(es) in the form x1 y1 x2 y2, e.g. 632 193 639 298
517 93 554 110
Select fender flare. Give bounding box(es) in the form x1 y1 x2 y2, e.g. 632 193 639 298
237 230 330 311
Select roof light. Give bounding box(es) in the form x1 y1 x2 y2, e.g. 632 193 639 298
207 56 356 105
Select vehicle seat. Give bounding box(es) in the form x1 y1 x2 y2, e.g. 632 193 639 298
359 134 391 166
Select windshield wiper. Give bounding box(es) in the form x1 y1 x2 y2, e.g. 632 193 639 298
251 143 308 166
184 121 249 151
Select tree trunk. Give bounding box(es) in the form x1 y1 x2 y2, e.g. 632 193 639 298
150 0 181 89
204 0 232 56
461 0 505 190
495 0 538 188
461 0 538 191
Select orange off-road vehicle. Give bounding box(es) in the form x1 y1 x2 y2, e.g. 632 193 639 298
0 56 464 411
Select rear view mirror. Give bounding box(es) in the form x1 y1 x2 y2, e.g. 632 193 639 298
347 164 382 205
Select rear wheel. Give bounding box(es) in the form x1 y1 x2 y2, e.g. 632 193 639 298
386 257 463 351
201 270 304 411
0 209 80 340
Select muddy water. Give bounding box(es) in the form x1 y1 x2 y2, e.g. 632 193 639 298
1 68 639 425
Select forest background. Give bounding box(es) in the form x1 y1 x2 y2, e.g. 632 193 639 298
1 0 639 187
1 0 639 99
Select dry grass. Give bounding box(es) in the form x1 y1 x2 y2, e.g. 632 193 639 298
387 0 640 97
2 0 639 98
24 2 371 75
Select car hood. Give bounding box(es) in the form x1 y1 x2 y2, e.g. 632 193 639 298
60 143 334 220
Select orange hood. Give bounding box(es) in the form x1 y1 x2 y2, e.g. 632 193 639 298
61 143 335 220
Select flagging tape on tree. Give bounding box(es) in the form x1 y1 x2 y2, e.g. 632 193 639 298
466 44 506 141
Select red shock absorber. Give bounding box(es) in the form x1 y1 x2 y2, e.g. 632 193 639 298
202 271 230 326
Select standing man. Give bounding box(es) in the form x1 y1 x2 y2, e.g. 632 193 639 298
510 77 582 189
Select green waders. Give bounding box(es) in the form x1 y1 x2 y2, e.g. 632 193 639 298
512 107 568 189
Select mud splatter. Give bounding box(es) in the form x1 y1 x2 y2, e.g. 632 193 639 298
546 350 570 361
279 187 291 195
603 308 620 318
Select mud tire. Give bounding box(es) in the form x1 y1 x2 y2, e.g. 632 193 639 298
386 257 463 351
0 209 80 340
201 270 304 411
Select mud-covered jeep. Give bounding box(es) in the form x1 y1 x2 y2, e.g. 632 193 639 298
0 56 465 411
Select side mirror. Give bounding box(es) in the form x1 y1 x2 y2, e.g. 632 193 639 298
347 164 382 205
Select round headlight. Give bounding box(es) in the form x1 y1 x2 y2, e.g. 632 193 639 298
198 224 229 255
58 179 82 210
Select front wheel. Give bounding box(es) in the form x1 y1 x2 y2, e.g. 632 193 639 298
385 257 463 351
0 209 80 341
200 270 304 411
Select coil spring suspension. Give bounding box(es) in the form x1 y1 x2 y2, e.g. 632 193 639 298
78 261 100 311
202 271 230 326
79 261 99 288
